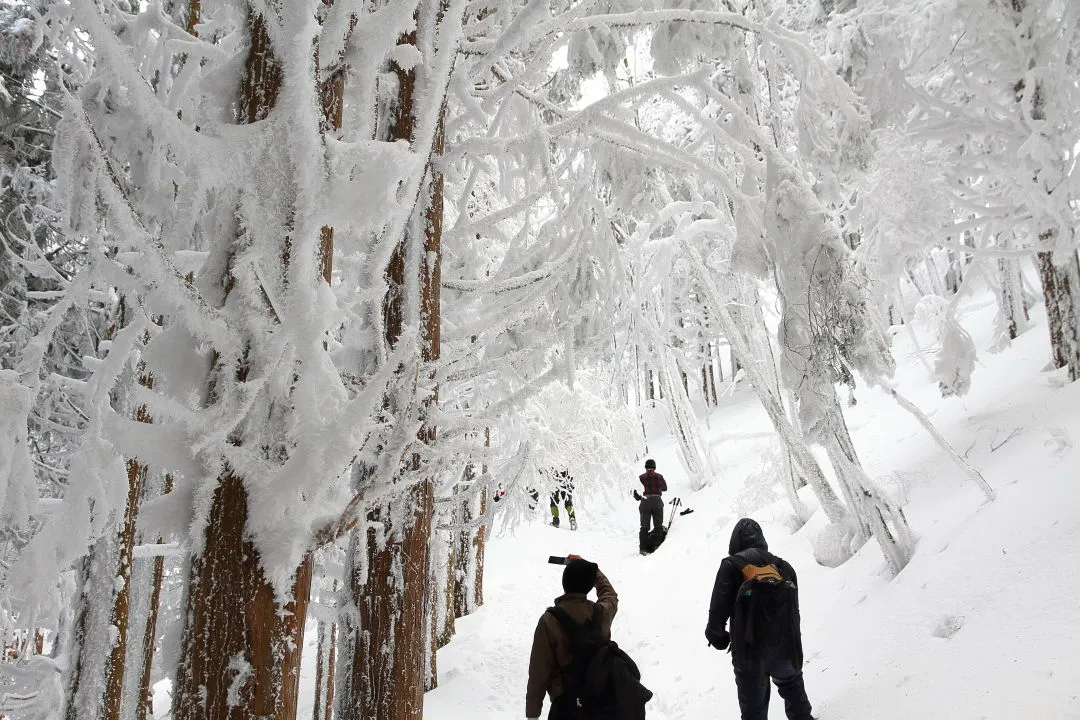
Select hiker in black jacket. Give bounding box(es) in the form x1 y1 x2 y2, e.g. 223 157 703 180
704 518 815 720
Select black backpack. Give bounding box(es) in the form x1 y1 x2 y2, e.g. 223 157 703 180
729 552 803 668
546 605 653 720
642 497 683 553
643 526 667 553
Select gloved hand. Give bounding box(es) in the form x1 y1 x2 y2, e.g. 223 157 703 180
633 489 642 501
705 627 730 651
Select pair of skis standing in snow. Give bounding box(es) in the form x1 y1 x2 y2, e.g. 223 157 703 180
526 513 816 720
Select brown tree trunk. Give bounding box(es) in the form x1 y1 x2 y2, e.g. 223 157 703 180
135 476 173 720
999 255 1029 336
128 4 202 710
1036 247 1080 381
708 351 719 404
100 398 151 720
344 483 434 720
313 578 338 720
313 578 339 720
473 484 487 608
62 552 96 720
473 428 490 609
174 473 313 720
173 8 331 719
427 555 439 691
64 306 150 720
339 5 444 711
452 474 474 619
325 618 338 720
1008 2 1080 381
314 620 328 720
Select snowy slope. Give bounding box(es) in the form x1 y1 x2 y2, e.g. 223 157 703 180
424 301 1080 719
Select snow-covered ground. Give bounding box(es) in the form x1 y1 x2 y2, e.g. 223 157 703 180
423 299 1080 719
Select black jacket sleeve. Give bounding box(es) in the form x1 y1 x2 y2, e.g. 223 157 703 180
777 558 798 587
777 557 801 621
706 558 741 633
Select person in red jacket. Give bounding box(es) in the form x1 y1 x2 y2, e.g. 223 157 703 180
633 459 667 555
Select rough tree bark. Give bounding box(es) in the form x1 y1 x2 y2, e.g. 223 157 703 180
314 619 329 720
452 469 476 619
343 482 435 720
313 580 338 720
473 428 490 610
133 475 172 720
1006 0 1080 381
700 364 710 406
99 386 152 720
124 4 203 712
425 503 456 692
993 234 1030 346
63 541 124 720
172 8 333 719
1035 248 1080 380
474 485 487 609
338 2 445 714
174 472 313 720
64 303 151 720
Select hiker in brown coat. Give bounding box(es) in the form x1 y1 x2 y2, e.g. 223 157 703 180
526 555 619 719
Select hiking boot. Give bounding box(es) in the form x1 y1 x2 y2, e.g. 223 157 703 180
551 517 560 528
569 517 577 531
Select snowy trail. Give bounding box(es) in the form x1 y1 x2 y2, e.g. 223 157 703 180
426 305 1080 720
424 507 744 720
422 391 792 720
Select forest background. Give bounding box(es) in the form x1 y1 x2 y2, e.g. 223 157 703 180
0 0 1076 718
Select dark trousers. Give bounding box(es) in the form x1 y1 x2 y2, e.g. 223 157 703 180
550 490 575 515
638 495 663 550
732 657 813 720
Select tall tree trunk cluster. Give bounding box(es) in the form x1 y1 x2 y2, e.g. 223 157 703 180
49 3 489 720
1007 0 1080 381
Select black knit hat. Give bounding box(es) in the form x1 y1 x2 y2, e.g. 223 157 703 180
644 458 656 469
562 559 598 594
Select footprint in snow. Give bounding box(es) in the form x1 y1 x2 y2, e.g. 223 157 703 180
932 614 965 639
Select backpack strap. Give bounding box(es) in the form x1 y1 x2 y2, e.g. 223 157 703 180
546 605 594 708
547 604 603 637
546 605 580 642
730 550 786 580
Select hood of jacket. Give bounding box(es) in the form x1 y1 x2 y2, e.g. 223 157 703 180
728 518 768 555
